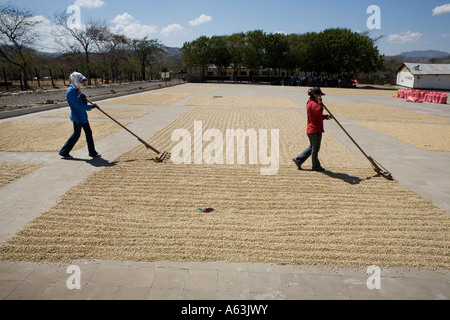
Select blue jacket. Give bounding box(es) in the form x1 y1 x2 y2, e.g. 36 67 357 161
66 84 91 124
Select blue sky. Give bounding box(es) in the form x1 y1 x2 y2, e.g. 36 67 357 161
6 0 450 55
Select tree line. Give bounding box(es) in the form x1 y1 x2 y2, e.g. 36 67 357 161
181 29 385 81
0 3 179 90
2 3 391 91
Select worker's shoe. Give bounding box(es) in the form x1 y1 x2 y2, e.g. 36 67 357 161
292 159 303 170
312 166 325 172
90 153 102 158
59 153 73 159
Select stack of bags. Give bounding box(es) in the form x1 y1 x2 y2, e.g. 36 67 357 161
394 89 448 104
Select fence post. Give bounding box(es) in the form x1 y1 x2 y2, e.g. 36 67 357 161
35 68 41 88
2 67 9 91
49 69 56 88
61 69 66 86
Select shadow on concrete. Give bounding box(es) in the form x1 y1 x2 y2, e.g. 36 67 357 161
62 157 117 167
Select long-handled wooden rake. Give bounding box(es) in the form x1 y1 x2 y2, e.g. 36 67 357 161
87 99 169 162
323 103 393 180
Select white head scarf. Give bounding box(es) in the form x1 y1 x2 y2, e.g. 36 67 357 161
69 72 87 89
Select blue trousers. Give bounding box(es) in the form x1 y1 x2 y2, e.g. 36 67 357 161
60 122 98 156
294 133 323 169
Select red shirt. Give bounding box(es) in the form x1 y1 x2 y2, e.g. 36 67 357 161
306 97 327 133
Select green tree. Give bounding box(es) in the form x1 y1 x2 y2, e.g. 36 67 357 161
181 36 210 66
181 27 384 82
208 35 231 81
317 28 384 77
227 33 246 82
285 34 301 73
132 37 165 81
264 33 289 77
121 56 140 82
244 30 266 82
296 32 319 75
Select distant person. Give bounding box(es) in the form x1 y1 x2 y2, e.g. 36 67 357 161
59 72 101 159
293 87 332 171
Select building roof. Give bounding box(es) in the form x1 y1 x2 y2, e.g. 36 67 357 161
402 63 450 75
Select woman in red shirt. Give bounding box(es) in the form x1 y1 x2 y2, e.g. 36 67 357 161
293 87 332 171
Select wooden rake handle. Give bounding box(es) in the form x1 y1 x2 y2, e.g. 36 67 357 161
87 99 161 155
322 103 393 180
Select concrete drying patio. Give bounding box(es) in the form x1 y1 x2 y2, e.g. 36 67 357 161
0 83 448 300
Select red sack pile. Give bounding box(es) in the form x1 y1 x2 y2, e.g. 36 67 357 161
394 89 448 104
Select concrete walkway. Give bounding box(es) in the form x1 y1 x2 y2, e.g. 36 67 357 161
0 83 448 301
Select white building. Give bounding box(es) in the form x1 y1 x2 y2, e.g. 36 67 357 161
397 63 450 90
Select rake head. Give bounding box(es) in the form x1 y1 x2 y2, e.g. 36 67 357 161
368 156 393 181
154 151 170 163
373 166 393 181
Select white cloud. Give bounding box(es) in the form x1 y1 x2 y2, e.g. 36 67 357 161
74 0 106 8
112 12 135 25
387 31 423 44
22 15 78 52
29 15 52 43
188 14 212 26
28 15 64 52
29 15 49 26
432 3 450 16
110 13 158 39
161 24 185 36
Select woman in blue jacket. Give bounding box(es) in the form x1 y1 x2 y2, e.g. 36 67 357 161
59 72 101 159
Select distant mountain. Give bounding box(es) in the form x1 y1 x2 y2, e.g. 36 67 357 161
398 50 450 60
36 51 60 57
166 47 181 56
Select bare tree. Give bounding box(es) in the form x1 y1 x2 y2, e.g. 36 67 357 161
95 32 129 83
0 3 41 89
53 10 109 85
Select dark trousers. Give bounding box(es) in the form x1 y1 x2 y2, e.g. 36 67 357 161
60 122 97 156
294 133 323 169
